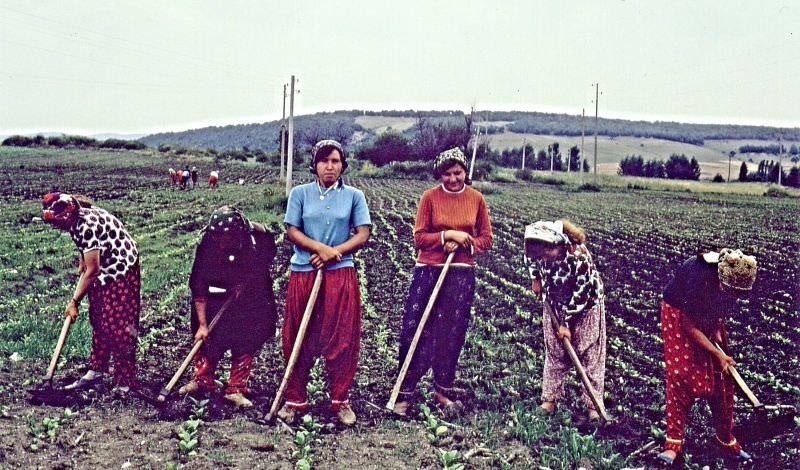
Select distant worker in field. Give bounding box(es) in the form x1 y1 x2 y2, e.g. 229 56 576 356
190 166 198 189
392 147 493 417
655 249 757 467
180 166 190 190
277 139 371 425
169 168 179 189
523 220 606 421
41 192 140 394
178 206 277 408
209 170 219 189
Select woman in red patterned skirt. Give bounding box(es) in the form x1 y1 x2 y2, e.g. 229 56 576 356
656 249 757 467
41 192 140 394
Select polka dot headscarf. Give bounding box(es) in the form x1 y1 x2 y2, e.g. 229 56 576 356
205 206 252 237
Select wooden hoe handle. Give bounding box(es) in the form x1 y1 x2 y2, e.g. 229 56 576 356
267 269 324 420
545 301 610 422
44 316 74 382
713 342 762 407
158 287 241 401
386 252 456 411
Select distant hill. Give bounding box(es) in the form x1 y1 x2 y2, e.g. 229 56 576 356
138 110 800 153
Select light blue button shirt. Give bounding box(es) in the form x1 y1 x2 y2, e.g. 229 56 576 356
284 180 371 272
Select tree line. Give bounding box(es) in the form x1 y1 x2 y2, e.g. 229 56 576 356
618 154 701 180
738 160 800 187
738 143 800 158
2 134 146 150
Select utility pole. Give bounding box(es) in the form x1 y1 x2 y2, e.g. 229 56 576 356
778 134 783 186
593 83 599 186
727 150 734 183
279 83 287 180
469 125 480 180
285 75 296 197
549 145 554 172
580 107 585 180
521 138 527 170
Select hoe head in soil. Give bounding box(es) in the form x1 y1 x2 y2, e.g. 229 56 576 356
27 380 94 407
734 404 797 444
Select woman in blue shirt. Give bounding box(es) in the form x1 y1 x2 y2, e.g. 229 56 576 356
277 140 371 426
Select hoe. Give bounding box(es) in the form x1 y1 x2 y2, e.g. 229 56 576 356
714 343 796 443
28 316 76 406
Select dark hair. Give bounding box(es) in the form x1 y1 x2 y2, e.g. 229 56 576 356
560 219 586 244
72 194 93 208
525 239 565 260
434 161 472 185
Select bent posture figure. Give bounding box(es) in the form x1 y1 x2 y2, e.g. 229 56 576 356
524 219 606 421
179 206 277 408
656 249 757 467
41 192 140 394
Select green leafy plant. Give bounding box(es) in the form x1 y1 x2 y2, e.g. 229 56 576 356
291 414 322 469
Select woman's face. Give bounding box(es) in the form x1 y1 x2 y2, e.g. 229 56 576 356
316 150 344 188
526 242 564 262
440 163 466 192
209 231 242 254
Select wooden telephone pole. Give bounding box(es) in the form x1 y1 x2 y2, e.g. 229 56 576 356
285 75 296 197
279 83 287 180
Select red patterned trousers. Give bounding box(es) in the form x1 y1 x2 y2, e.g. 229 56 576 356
661 302 739 454
87 263 140 388
282 268 362 411
192 352 255 395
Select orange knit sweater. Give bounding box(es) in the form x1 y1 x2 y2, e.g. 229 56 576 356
413 185 493 265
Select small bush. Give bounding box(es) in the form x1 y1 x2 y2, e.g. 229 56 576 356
472 181 501 195
712 173 725 183
578 182 601 192
515 168 534 181
488 172 516 183
764 186 791 198
2 135 35 147
533 175 565 186
627 183 648 190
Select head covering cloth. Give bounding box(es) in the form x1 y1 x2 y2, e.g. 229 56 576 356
310 139 347 174
203 206 256 251
433 147 468 178
717 248 757 291
41 192 80 224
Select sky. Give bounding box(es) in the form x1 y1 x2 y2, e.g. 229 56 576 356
1 1 798 136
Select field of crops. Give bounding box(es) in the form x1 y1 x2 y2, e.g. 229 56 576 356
0 147 797 469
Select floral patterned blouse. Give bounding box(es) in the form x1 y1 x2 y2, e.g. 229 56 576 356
526 242 604 326
68 207 139 286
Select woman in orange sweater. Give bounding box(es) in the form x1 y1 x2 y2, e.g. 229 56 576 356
392 147 493 416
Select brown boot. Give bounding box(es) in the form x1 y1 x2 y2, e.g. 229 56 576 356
178 380 200 395
336 403 357 426
277 404 298 424
224 393 253 408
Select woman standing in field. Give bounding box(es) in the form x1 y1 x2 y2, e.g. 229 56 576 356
523 219 606 421
277 139 371 425
655 249 757 467
178 206 277 408
41 192 140 393
392 147 493 417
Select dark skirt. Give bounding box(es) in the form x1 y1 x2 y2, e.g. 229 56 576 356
191 288 276 359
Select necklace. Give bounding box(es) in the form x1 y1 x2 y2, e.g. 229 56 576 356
318 181 336 200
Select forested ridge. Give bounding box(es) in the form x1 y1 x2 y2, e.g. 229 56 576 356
137 110 800 152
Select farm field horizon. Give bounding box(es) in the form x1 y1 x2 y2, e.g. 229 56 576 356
0 147 797 469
